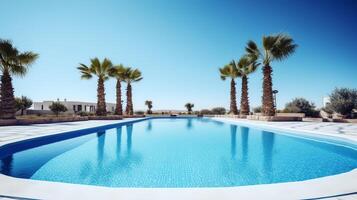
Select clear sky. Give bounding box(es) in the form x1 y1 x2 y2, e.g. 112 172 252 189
1 0 356 111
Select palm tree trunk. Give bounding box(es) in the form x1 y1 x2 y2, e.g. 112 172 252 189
96 77 107 116
125 82 133 115
230 79 238 115
0 69 16 119
262 65 275 116
240 75 250 115
115 79 123 115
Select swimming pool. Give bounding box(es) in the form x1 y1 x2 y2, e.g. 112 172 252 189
0 117 356 188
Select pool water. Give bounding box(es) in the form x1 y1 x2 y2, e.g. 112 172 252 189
1 118 357 187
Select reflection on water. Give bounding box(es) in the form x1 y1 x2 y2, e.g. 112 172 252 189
262 131 275 179
126 124 133 155
146 120 152 132
241 127 249 163
186 118 193 129
0 155 13 175
116 127 122 159
230 125 237 159
97 131 106 166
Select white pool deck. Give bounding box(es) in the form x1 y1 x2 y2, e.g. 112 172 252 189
0 117 356 200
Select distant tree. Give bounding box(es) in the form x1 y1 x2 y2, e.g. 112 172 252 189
283 98 317 117
328 88 357 117
185 103 194 114
211 107 226 115
15 96 33 115
49 102 67 116
145 100 153 114
200 109 212 115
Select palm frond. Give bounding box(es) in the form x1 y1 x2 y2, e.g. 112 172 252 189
245 40 260 61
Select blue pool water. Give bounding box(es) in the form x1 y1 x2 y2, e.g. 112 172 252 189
1 118 357 187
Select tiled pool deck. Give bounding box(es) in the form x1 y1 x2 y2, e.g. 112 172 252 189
0 117 356 200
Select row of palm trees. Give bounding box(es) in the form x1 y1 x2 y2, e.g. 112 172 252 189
220 33 297 116
0 39 39 119
78 58 143 116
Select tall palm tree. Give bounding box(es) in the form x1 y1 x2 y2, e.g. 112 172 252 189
185 103 194 114
219 62 239 114
78 58 113 116
236 56 259 115
122 67 143 115
109 64 125 115
0 39 38 119
145 100 153 114
246 34 297 116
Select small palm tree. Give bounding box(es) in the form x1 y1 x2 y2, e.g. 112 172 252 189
219 62 239 114
109 64 125 115
78 58 113 116
0 39 38 119
246 34 297 116
236 56 259 115
122 67 143 115
185 103 194 114
145 100 153 114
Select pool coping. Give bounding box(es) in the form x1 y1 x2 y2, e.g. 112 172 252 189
0 117 356 200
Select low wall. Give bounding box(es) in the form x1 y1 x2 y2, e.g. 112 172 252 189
0 117 88 126
88 116 123 120
246 115 302 121
214 115 248 119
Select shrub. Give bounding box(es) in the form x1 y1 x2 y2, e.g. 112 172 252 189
253 106 262 113
135 111 145 115
15 96 33 115
77 111 90 116
328 88 357 117
200 109 212 115
283 98 317 117
211 107 226 115
49 102 67 116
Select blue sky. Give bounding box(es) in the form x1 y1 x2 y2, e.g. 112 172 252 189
1 0 356 110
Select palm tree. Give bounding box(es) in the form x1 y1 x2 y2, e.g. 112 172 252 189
185 103 194 114
219 62 239 114
145 100 153 114
246 34 297 116
78 58 113 116
122 67 143 115
236 56 259 115
0 39 38 119
109 64 125 115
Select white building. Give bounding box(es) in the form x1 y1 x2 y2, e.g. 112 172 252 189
33 99 116 113
323 97 331 107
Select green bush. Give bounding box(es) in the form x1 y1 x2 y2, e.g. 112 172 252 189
200 109 212 115
15 96 33 115
283 98 317 117
211 107 226 115
253 106 262 113
135 111 145 115
49 102 68 116
328 88 357 117
77 111 90 116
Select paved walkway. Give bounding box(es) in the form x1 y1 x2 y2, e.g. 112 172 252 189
214 118 357 143
0 118 143 146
